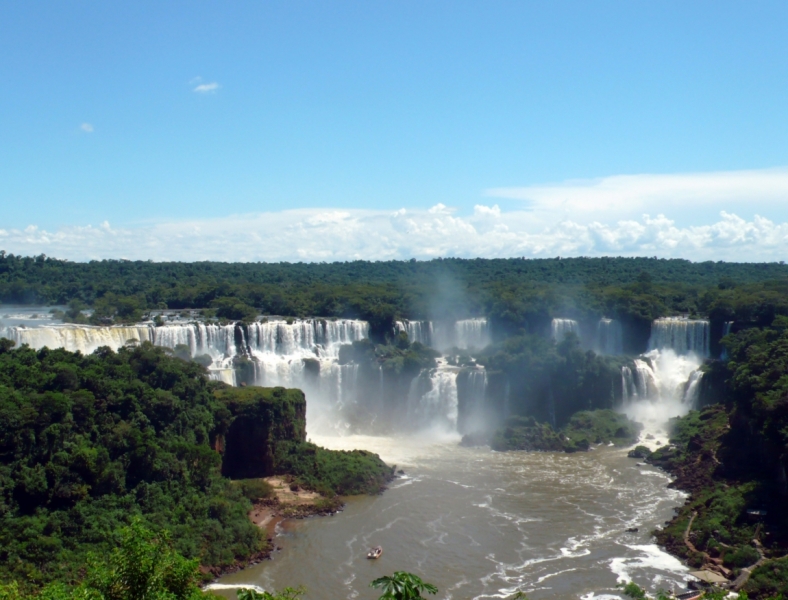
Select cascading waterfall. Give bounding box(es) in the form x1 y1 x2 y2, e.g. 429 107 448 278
648 317 710 357
456 367 488 434
682 370 704 405
551 318 579 342
621 352 703 445
394 320 433 345
596 318 623 355
721 321 734 360
454 318 490 350
408 359 459 431
0 319 369 434
431 318 491 351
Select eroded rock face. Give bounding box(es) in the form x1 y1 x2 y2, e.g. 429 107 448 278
213 386 306 479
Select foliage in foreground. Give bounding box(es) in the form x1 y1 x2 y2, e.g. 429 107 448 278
0 521 205 599
370 572 438 600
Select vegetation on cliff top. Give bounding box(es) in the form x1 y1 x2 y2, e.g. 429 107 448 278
478 333 631 428
490 409 640 453
0 341 391 591
5 254 788 343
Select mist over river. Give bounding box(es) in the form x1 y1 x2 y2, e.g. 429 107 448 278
211 434 689 600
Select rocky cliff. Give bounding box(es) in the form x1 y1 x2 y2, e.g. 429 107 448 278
213 386 307 479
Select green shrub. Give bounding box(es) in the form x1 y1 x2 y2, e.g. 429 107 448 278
237 479 275 501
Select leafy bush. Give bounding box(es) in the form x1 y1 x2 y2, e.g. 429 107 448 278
236 479 275 501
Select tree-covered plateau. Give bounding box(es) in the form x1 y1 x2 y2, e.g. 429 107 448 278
3 254 788 343
0 341 391 591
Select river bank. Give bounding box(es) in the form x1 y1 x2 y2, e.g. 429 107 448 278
204 476 350 582
643 405 788 597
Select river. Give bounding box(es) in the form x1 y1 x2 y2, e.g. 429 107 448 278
210 432 689 600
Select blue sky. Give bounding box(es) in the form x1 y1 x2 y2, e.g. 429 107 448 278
2 1 788 261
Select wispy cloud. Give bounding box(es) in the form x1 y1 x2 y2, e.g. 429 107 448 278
80 123 94 133
193 82 220 94
486 167 788 224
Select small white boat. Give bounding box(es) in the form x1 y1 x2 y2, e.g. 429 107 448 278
367 546 383 559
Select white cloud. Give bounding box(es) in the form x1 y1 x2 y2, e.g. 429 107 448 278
486 167 788 225
80 123 94 133
193 82 220 94
474 204 501 217
5 168 788 263
3 206 788 263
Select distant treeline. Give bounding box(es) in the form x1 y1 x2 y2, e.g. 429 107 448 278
4 252 788 342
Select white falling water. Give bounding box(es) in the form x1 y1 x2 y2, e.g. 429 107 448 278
454 318 491 350
431 318 491 351
720 321 734 360
551 318 579 342
393 320 433 345
0 324 160 355
596 318 623 355
621 349 705 447
0 319 369 433
648 317 710 357
408 359 459 432
460 367 488 434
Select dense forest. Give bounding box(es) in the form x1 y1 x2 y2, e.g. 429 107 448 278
0 341 391 590
4 254 788 344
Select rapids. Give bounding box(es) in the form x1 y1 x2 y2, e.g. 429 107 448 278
210 434 690 600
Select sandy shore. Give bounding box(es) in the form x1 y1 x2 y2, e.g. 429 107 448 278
247 476 332 535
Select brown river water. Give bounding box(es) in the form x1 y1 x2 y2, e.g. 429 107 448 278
209 433 690 600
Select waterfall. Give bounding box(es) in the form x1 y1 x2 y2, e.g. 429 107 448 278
0 324 158 355
649 317 710 357
596 318 623 355
682 370 704 405
393 320 433 345
457 367 488 434
551 318 579 342
431 318 490 351
454 318 490 350
0 319 369 435
621 349 705 445
720 321 734 360
408 360 459 431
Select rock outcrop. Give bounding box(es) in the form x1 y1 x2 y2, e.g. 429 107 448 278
213 386 306 479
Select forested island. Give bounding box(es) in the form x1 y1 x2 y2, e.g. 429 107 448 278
1 254 788 597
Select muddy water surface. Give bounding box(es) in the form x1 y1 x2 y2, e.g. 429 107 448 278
212 435 689 600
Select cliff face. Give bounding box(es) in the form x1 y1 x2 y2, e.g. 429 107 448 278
213 386 307 479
